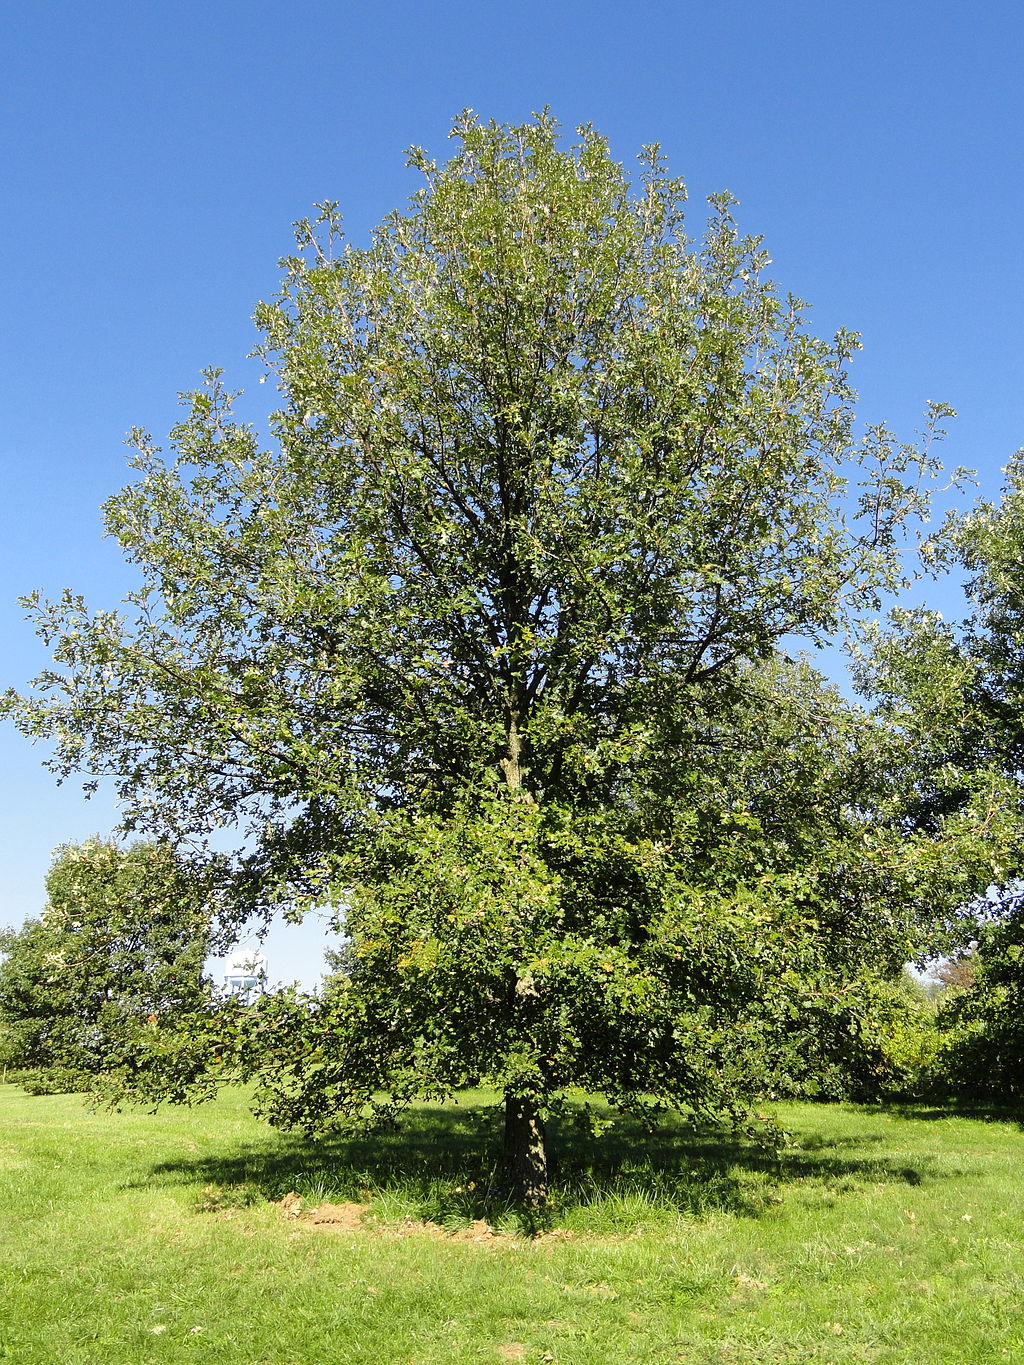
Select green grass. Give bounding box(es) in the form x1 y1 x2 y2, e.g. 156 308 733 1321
1 1085 1023 1363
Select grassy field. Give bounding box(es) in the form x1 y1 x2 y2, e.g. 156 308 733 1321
1 1084 1022 1364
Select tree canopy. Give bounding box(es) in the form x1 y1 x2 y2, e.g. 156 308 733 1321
4 113 1007 1197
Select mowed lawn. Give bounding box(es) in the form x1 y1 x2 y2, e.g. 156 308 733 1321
1 1084 1022 1364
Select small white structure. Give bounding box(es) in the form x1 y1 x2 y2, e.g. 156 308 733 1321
222 948 267 999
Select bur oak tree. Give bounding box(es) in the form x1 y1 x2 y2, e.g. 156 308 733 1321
4 114 998 1199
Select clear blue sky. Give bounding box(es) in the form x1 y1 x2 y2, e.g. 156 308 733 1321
2 1 1022 985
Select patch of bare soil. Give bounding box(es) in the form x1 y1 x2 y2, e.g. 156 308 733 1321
531 1227 575 1244
309 1202 371 1232
274 1193 576 1245
276 1193 369 1232
444 1217 499 1242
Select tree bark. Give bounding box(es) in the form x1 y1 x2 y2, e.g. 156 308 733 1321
502 1094 548 1205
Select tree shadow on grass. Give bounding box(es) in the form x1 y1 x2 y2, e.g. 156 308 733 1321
859 1100 1024 1128
142 1096 945 1230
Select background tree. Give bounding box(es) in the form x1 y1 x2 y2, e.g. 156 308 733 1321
859 454 1024 1104
925 458 1024 1104
0 839 212 1089
933 888 1024 1101
4 114 1003 1198
932 954 978 995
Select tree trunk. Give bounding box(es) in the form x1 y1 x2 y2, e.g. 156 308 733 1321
499 707 547 1204
503 1094 548 1205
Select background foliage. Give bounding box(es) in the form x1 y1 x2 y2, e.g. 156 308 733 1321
0 839 212 1092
